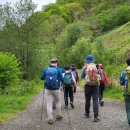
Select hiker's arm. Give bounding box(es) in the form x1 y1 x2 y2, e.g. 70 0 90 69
40 68 47 80
75 70 79 82
72 74 76 87
81 66 86 79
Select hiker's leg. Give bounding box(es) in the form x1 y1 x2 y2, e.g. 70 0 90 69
64 88 69 106
45 89 53 120
53 90 61 116
69 87 73 103
124 94 130 125
92 86 99 117
100 84 105 100
69 87 74 108
85 85 92 114
99 85 102 101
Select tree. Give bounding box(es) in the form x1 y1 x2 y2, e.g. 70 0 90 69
0 0 41 79
0 52 20 94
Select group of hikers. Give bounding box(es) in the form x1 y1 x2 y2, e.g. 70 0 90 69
40 54 109 124
40 54 130 126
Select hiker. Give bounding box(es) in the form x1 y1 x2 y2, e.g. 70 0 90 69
40 58 64 124
119 58 130 126
63 66 76 109
97 64 109 106
81 54 100 122
71 64 79 93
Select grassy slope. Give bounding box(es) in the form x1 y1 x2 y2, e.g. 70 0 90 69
93 22 130 101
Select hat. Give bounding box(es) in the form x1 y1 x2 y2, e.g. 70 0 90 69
50 58 58 62
86 55 94 63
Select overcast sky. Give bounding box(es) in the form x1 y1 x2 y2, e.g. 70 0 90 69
0 0 56 11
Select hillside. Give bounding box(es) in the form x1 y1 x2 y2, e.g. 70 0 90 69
92 21 130 77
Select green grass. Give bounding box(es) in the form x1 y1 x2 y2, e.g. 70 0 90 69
104 87 124 102
0 81 43 123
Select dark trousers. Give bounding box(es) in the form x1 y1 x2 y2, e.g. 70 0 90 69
84 85 99 117
99 83 105 101
64 87 73 106
124 94 130 125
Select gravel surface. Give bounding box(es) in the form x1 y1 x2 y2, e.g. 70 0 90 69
0 87 130 130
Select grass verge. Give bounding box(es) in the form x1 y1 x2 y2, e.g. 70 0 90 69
0 80 43 124
104 87 124 102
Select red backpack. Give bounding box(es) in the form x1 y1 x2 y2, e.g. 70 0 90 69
98 65 109 86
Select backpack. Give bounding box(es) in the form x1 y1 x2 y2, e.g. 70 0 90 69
85 63 100 86
126 67 130 94
45 67 58 90
98 68 105 85
120 67 130 94
71 70 77 79
63 73 73 87
119 70 126 86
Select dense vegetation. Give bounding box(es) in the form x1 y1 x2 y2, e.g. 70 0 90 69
0 0 130 122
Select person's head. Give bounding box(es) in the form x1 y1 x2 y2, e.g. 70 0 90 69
64 65 70 71
85 54 95 64
98 64 103 69
50 58 58 67
126 58 130 66
71 64 76 71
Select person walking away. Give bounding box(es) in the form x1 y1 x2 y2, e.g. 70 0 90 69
81 55 100 122
63 66 76 109
120 58 130 126
97 64 109 106
40 58 64 124
71 64 79 93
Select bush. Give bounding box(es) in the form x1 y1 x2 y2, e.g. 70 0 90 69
0 52 21 94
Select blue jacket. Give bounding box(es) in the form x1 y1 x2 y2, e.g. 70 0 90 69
40 65 64 90
81 66 86 79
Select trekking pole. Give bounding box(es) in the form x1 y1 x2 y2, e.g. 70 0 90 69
41 89 45 123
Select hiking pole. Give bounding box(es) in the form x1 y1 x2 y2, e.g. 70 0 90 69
41 88 45 123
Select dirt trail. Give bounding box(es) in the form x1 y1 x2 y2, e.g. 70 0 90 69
0 87 130 130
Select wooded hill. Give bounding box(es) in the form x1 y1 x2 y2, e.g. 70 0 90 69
0 0 130 91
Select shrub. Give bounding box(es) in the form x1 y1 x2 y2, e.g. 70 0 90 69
0 52 21 94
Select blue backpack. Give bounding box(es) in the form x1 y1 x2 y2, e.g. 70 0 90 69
119 70 126 86
45 67 58 90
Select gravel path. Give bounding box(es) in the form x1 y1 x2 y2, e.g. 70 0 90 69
0 87 130 130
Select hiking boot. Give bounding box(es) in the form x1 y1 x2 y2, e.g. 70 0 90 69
100 100 104 106
48 119 54 124
65 105 68 109
56 115 63 121
84 113 90 118
93 117 99 122
70 102 74 109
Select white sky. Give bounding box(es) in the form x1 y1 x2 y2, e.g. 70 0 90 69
0 0 56 11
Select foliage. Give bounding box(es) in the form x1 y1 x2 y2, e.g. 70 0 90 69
56 22 93 66
92 4 130 31
43 4 71 22
67 38 91 68
0 52 20 94
64 2 85 22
